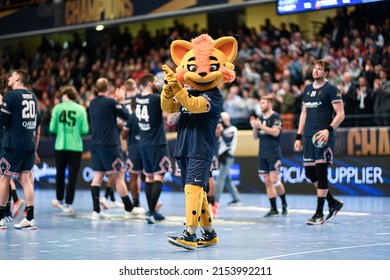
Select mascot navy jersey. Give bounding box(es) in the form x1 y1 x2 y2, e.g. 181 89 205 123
174 88 223 161
302 82 342 137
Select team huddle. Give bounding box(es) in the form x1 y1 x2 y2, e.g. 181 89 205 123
0 35 345 252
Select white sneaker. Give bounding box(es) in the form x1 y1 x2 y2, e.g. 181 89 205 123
99 197 110 209
4 216 13 222
52 199 64 210
112 201 124 209
124 207 145 218
91 211 110 220
14 218 37 230
62 205 74 213
0 219 7 230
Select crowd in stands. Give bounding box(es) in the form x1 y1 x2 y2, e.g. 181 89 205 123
1 6 389 135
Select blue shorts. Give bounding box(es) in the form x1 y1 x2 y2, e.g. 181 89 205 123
90 144 125 174
177 157 211 189
0 148 35 176
258 157 282 175
303 134 335 166
126 144 142 174
139 145 171 176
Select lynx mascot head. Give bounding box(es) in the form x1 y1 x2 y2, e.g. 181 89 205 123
162 34 238 250
161 34 238 113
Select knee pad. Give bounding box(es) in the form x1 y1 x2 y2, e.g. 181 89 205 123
305 166 317 183
315 163 328 189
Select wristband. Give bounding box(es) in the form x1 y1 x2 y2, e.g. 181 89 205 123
326 125 333 133
295 134 302 141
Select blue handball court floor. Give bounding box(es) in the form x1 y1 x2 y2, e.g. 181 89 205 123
1 189 390 260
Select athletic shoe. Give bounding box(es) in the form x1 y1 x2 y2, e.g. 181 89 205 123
14 218 37 230
145 211 155 224
228 200 241 206
282 204 288 216
264 209 279 218
112 200 124 209
167 230 197 250
4 216 13 222
306 213 325 225
99 197 110 209
124 207 145 218
51 199 63 211
326 200 343 222
0 219 6 230
13 199 26 217
152 211 165 221
62 205 74 213
91 211 110 220
197 230 219 247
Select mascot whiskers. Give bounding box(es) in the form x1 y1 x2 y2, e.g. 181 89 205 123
161 34 238 250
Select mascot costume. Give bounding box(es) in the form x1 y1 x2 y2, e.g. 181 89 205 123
161 34 238 250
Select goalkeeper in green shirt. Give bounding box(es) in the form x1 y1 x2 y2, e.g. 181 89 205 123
49 86 89 213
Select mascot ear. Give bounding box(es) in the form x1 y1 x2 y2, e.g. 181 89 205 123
170 40 193 66
213 36 238 63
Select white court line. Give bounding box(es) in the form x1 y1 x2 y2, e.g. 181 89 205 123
375 233 390 236
259 242 390 260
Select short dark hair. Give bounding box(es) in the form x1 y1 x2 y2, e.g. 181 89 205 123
61 86 78 101
315 59 330 72
15 69 29 85
140 73 155 88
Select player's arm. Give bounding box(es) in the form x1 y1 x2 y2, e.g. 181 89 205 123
121 125 129 139
81 108 89 135
316 100 345 143
250 116 259 139
294 103 306 152
49 107 58 134
0 95 11 128
34 124 41 164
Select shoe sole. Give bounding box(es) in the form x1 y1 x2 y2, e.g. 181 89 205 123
167 237 197 250
326 203 344 222
14 226 37 230
306 220 325 225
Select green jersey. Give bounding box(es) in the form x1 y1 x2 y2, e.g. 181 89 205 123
49 101 89 152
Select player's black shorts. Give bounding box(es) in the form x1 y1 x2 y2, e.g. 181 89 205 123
90 144 125 173
139 144 171 176
303 134 335 166
258 157 282 175
177 157 211 189
126 144 142 174
0 148 35 176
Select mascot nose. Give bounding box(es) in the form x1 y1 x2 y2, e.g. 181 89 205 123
198 72 207 77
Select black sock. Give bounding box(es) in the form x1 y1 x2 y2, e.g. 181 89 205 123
145 182 153 211
316 197 326 216
279 194 287 206
208 195 215 205
326 191 335 205
121 195 134 212
109 188 115 202
270 197 277 211
11 188 19 202
151 181 163 212
5 200 11 215
132 197 140 207
0 205 5 219
91 186 101 213
26 205 34 221
104 186 113 200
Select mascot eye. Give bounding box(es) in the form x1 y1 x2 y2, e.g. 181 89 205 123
210 63 220 72
187 65 197 72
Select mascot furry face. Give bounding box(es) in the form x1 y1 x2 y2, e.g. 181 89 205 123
170 34 238 91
